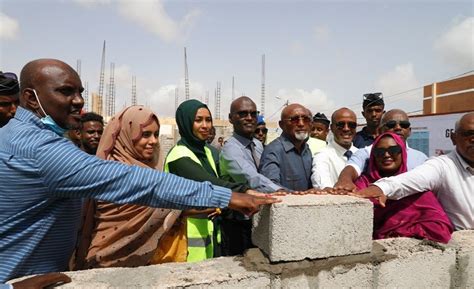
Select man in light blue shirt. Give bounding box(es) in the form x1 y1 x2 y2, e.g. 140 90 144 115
0 59 278 283
335 109 427 191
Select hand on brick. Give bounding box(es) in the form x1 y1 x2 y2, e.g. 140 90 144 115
304 188 327 195
349 185 387 207
228 192 282 216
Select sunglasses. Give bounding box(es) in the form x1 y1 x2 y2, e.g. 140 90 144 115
255 128 268 134
283 115 312 124
373 145 402 157
0 100 19 107
458 130 474 138
235 110 258 118
363 92 383 100
384 120 411 129
335 121 357 129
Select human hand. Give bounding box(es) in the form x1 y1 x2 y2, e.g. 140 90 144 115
228 192 282 216
348 185 387 207
333 180 357 193
304 188 327 195
12 272 71 289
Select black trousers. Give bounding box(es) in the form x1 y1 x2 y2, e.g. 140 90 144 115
220 218 255 256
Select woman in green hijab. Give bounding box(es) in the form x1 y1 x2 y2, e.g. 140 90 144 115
164 99 251 262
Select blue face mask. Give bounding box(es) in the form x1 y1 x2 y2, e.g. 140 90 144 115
32 89 67 136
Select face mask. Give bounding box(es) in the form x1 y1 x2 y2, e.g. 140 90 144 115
32 89 67 136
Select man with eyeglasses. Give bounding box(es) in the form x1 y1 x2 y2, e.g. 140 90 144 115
260 103 314 191
311 108 358 189
0 72 20 128
219 96 284 256
334 109 428 192
353 92 385 148
254 115 268 146
352 112 474 231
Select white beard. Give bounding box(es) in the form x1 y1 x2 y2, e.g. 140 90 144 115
295 131 309 141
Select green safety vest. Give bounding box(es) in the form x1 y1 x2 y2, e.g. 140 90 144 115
164 145 220 262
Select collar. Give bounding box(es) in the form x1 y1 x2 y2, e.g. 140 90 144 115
280 134 309 153
233 132 256 148
453 149 474 174
14 106 47 129
328 138 356 156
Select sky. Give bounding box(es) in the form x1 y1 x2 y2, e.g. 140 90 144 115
0 0 473 122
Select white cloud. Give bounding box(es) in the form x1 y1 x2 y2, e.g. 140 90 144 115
289 41 305 55
117 0 201 44
434 17 474 71
0 12 19 40
313 25 330 43
72 0 112 8
375 63 422 112
375 63 419 96
266 88 335 121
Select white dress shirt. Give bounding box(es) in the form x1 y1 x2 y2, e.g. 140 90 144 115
311 139 358 189
374 150 474 230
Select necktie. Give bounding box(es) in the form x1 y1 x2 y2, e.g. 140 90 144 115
249 142 260 168
344 150 352 160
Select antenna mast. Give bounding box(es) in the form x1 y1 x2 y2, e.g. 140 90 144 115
184 47 190 100
98 41 106 116
261 54 265 116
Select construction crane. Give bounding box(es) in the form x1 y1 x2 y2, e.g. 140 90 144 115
184 47 190 100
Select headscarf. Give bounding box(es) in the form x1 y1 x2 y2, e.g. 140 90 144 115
73 106 181 269
175 99 216 176
354 132 453 243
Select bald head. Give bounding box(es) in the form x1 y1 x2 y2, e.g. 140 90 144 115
230 96 256 114
281 104 311 120
381 109 408 124
331 107 356 123
379 109 411 141
19 58 84 130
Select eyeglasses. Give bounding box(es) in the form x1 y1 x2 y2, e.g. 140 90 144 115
373 145 402 157
283 115 312 124
235 110 258 118
384 120 411 129
335 121 357 129
363 92 383 100
255 128 268 134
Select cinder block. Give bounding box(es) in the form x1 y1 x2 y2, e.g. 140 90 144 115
252 195 373 262
374 238 456 288
449 230 474 288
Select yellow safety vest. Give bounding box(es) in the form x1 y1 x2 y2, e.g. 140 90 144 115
164 145 219 262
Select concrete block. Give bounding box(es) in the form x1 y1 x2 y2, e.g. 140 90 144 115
252 195 373 262
449 230 474 288
374 238 456 288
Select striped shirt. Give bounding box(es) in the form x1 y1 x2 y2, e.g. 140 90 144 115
0 107 231 282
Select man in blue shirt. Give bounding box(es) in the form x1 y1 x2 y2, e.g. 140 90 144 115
0 59 279 283
335 109 427 192
353 92 385 148
260 103 313 191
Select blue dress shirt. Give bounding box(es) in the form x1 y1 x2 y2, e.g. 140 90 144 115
0 107 231 282
260 134 313 191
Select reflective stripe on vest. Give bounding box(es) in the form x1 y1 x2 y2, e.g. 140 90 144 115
164 144 218 262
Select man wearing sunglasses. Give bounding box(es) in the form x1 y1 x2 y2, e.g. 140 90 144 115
311 108 358 190
260 103 314 191
0 72 20 128
220 96 284 256
254 115 268 146
335 109 427 192
353 92 385 148
353 112 474 231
